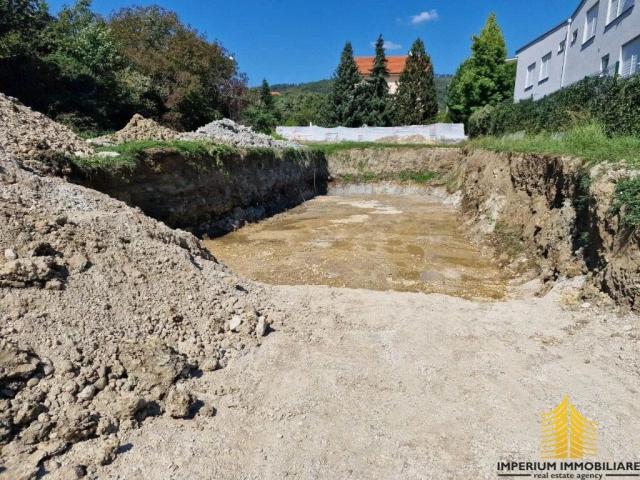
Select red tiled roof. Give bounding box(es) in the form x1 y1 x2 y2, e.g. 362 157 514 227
355 56 407 76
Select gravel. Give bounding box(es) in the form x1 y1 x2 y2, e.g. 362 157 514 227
0 93 93 159
88 114 179 147
180 119 299 149
0 152 283 478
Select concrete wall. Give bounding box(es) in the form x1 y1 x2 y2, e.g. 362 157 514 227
276 124 467 144
514 0 640 101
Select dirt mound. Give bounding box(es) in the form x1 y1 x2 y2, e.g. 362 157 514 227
180 118 299 149
88 114 179 146
0 153 281 478
0 93 93 159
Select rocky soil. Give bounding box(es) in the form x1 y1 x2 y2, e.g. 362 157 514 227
56 281 640 479
88 114 179 147
179 118 299 149
0 153 281 479
0 94 93 159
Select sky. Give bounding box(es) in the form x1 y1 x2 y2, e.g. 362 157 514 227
47 0 580 86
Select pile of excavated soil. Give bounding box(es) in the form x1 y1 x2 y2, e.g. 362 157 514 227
0 153 281 479
180 118 299 149
0 93 93 159
88 114 179 147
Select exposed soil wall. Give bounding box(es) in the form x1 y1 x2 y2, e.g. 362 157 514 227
326 147 463 180
74 148 328 237
326 146 640 310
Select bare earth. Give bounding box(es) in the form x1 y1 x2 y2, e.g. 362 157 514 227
62 280 640 479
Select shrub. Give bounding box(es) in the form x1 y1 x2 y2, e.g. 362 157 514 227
468 105 495 137
475 75 640 138
611 177 640 230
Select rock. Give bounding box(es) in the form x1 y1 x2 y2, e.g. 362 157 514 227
77 385 96 401
96 151 121 158
255 316 269 337
4 248 17 260
229 315 242 332
201 357 220 372
165 389 194 419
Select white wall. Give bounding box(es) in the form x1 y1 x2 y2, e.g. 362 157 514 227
514 23 569 101
514 0 639 101
276 124 467 144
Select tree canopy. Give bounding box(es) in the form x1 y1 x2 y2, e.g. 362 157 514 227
446 13 515 124
362 35 391 126
393 38 438 125
329 42 365 127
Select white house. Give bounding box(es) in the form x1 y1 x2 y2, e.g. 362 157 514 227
514 0 639 101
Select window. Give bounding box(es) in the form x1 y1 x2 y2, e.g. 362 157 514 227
571 30 579 44
559 40 566 53
601 54 610 73
539 53 552 81
621 35 640 77
609 0 635 23
526 63 536 89
584 4 599 42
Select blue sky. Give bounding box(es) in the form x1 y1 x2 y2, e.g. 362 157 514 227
48 0 579 86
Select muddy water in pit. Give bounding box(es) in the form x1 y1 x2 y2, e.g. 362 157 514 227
204 194 508 300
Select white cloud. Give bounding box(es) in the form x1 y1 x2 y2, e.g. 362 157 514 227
371 40 403 51
410 9 439 25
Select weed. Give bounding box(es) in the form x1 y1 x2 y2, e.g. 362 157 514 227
611 177 640 229
469 123 640 165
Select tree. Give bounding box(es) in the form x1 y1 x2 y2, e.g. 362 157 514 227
362 34 391 126
108 6 244 130
275 92 331 126
446 13 515 124
241 80 280 133
393 38 438 126
329 42 364 127
260 79 274 109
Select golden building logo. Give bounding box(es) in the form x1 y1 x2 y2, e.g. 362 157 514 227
541 396 598 459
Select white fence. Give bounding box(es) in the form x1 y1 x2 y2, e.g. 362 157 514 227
276 123 467 144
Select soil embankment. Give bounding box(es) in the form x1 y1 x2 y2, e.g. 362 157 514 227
326 146 640 310
73 148 328 236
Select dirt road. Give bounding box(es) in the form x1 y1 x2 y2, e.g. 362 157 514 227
59 280 640 479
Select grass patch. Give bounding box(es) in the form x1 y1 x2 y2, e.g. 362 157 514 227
309 141 453 155
74 140 239 171
611 177 640 229
469 124 640 165
336 169 440 184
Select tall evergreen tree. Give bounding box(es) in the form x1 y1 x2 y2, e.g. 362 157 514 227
330 41 364 126
260 78 274 109
446 13 515 124
393 38 438 125
363 34 391 126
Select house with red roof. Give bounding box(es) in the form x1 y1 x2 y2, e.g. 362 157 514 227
355 56 407 94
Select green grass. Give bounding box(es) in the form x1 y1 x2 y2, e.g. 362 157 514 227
336 169 440 185
73 140 240 171
611 177 640 229
309 141 453 156
469 124 640 165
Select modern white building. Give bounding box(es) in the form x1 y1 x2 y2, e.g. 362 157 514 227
514 0 639 101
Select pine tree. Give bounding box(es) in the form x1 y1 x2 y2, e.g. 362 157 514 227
363 34 391 126
446 13 515 124
260 78 274 110
393 38 438 125
330 41 364 126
